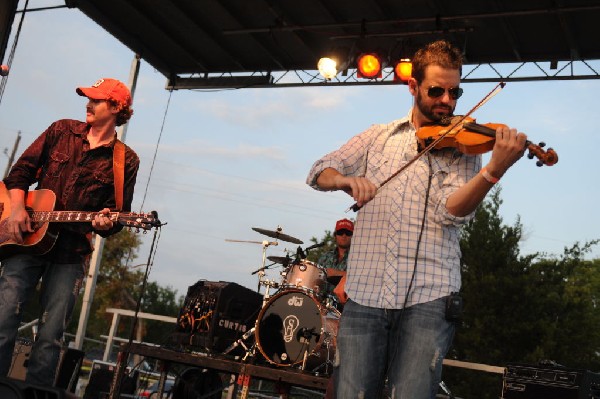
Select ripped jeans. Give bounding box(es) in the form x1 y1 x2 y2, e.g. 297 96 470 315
334 298 454 399
0 254 83 386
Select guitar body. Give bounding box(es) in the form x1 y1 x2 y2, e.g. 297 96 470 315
0 183 57 260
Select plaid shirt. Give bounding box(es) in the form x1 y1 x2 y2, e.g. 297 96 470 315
307 110 481 309
318 248 348 271
4 119 139 263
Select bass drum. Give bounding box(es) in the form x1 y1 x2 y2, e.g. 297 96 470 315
255 289 339 373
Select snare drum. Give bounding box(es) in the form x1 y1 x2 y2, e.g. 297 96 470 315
255 289 339 373
281 260 326 297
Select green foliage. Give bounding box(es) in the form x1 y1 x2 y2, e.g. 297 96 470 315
141 281 182 345
445 187 600 398
67 229 181 353
306 230 335 263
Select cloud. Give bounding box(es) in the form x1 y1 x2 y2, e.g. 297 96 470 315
133 140 287 162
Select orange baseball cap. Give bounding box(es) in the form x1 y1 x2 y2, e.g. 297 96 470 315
76 78 132 106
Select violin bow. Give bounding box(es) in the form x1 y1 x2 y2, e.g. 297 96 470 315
346 82 506 212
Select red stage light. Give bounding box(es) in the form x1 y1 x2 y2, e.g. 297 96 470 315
357 53 382 79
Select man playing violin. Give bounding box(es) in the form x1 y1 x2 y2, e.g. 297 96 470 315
306 40 526 398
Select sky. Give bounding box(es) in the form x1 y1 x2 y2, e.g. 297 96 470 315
1 1 599 300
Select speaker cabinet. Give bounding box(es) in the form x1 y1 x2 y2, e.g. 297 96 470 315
172 280 262 353
83 360 138 399
55 347 85 392
8 339 31 381
0 376 77 399
503 363 600 399
9 339 84 392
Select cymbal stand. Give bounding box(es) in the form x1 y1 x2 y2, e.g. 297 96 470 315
252 240 279 300
223 241 279 359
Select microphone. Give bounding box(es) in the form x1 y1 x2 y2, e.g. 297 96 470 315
295 246 305 261
297 327 318 342
0 65 8 77
305 242 326 251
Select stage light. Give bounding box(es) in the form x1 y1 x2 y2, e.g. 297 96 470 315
317 57 339 80
394 59 412 82
356 53 382 79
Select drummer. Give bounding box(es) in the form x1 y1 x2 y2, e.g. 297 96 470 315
318 218 354 304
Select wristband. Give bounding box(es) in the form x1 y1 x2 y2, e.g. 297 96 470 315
481 168 499 184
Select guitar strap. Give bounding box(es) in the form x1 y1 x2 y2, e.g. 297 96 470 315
113 140 125 211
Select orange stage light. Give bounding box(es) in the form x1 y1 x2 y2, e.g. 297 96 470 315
394 59 412 82
356 53 382 79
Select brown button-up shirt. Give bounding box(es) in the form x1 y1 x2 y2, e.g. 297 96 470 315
3 119 139 263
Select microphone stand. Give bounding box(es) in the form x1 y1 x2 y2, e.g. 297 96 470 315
108 226 160 399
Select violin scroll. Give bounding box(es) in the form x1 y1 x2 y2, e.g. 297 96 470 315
526 142 558 167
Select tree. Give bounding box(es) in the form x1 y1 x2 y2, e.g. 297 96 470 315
67 229 181 353
306 229 335 263
444 187 600 398
141 281 181 345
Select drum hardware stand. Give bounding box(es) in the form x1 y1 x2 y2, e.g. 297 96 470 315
309 339 334 376
302 325 335 376
222 271 279 361
439 381 455 399
222 326 256 360
250 240 279 292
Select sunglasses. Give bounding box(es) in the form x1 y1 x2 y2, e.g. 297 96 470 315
427 86 463 100
335 229 353 236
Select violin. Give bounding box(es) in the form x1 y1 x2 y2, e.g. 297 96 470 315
416 116 558 167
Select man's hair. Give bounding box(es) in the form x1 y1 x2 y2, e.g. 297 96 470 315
109 99 134 126
411 40 463 84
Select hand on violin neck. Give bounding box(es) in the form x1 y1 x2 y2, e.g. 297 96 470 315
487 126 528 177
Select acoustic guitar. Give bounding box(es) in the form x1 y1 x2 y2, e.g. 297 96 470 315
0 182 160 259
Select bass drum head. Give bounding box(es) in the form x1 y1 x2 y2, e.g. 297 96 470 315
256 290 324 366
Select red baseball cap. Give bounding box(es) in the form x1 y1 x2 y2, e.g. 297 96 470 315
335 218 354 232
76 78 132 106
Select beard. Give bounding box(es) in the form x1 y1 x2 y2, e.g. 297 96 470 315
415 90 454 123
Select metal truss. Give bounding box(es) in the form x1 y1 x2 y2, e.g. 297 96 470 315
167 59 600 90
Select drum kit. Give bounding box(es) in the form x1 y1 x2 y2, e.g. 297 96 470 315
224 226 340 376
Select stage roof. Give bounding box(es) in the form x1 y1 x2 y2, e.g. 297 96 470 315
67 0 600 89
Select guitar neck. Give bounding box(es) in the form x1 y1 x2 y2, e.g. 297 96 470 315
28 210 121 223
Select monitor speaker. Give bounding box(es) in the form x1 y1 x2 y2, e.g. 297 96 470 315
0 376 78 399
55 347 85 392
8 339 31 381
83 361 138 399
503 363 600 399
8 339 84 392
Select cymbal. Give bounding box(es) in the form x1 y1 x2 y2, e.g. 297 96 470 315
225 239 265 245
267 256 292 265
252 227 304 244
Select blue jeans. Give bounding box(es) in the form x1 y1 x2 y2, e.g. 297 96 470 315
0 254 84 386
334 298 455 399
